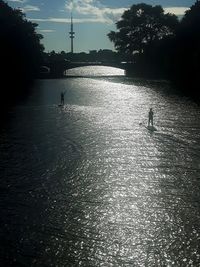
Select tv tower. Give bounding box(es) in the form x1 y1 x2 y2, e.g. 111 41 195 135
69 13 75 53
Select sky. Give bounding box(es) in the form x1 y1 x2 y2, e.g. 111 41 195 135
6 0 196 53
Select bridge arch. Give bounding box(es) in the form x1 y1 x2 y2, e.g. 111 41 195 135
64 65 125 77
40 60 133 78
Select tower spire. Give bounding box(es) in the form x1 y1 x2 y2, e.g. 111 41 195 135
69 13 75 53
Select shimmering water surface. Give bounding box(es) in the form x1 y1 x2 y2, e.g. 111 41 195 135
1 66 200 266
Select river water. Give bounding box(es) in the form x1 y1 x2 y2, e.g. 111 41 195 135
1 66 200 266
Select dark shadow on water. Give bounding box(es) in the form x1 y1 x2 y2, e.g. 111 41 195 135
0 81 36 131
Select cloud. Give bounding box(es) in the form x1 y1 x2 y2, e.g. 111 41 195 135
164 7 189 16
20 5 40 12
65 0 125 23
7 0 27 3
28 3 190 26
39 29 55 33
29 17 107 23
65 1 190 23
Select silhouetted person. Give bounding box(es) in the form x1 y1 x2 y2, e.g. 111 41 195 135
61 91 65 105
148 108 154 126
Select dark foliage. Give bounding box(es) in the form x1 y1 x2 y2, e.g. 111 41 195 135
171 1 200 98
108 1 200 99
0 0 44 112
108 3 178 58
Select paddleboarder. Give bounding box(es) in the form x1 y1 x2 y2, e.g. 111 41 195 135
61 91 65 105
148 108 154 127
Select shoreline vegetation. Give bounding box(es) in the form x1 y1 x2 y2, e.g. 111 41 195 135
0 0 44 117
0 0 200 118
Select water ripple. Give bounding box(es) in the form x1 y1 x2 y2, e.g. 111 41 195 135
0 76 200 266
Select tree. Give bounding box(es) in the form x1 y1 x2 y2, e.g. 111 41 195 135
0 1 44 78
170 1 200 97
180 0 200 37
0 0 44 110
108 3 178 58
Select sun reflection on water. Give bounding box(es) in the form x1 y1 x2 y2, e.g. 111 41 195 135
0 73 200 266
65 65 125 76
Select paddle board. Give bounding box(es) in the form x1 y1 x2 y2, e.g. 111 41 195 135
146 125 157 131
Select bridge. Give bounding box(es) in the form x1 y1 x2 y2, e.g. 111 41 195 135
39 60 134 78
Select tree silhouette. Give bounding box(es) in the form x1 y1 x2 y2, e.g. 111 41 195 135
0 0 44 111
171 1 200 97
108 3 178 58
